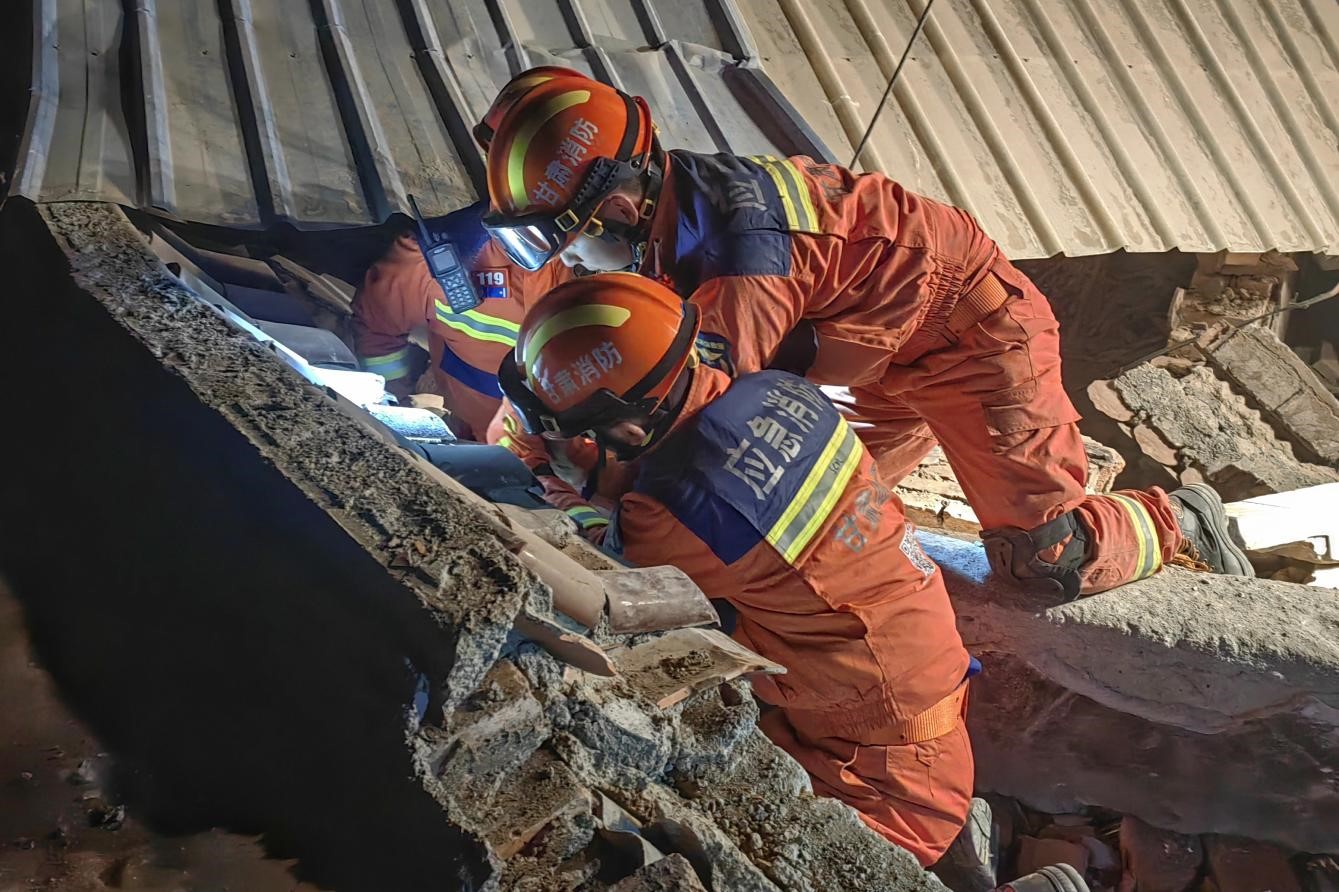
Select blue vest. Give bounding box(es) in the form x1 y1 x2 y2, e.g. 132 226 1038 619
609 371 862 567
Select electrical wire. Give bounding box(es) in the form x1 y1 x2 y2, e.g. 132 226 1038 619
848 0 939 169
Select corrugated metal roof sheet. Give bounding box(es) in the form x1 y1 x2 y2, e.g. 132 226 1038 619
13 0 825 229
12 0 1339 257
739 0 1339 256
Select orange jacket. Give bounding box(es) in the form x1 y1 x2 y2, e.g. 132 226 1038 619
608 367 970 737
643 151 1001 383
352 209 567 439
499 152 1005 524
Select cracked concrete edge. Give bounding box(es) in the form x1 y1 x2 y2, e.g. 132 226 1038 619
35 200 543 713
922 533 1339 733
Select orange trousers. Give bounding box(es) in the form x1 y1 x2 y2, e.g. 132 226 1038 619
760 705 974 866
846 260 1183 594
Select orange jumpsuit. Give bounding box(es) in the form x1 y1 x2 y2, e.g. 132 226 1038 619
635 151 1182 594
608 367 975 865
351 212 567 441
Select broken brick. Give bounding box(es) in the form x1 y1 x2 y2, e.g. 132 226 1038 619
1205 836 1301 892
1119 816 1203 892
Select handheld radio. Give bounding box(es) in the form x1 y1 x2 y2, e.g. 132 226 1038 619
409 194 483 313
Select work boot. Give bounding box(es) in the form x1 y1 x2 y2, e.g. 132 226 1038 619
931 798 998 892
995 863 1089 892
1168 484 1253 576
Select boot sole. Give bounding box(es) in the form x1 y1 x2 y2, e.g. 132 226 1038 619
1175 484 1254 577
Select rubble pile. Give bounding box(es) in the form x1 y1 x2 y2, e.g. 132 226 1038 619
421 648 946 891
1088 250 1339 503
1088 363 1337 501
926 530 1339 854
1170 251 1298 334
968 796 1334 892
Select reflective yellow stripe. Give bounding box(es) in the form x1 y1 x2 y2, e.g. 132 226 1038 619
498 435 514 449
750 156 819 232
1108 493 1162 580
522 305 631 368
766 421 862 564
436 303 522 346
361 348 412 381
566 506 609 529
774 158 819 231
507 89 590 208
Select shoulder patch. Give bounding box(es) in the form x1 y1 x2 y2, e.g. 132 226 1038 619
638 371 860 567
695 332 736 376
667 152 796 290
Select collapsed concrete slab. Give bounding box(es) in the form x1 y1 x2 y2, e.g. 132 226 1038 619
1200 325 1339 467
923 532 1339 853
0 199 948 890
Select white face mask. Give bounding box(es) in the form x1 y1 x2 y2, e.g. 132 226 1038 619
559 231 636 272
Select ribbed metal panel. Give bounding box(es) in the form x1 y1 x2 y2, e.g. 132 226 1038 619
15 0 816 230
739 0 1339 256
13 0 1339 256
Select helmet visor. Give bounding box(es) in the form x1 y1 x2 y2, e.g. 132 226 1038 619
486 219 569 271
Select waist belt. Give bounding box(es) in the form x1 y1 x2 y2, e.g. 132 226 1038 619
893 271 1012 365
861 679 969 746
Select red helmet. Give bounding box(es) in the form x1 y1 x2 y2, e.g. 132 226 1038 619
482 70 654 271
499 273 698 440
473 66 585 150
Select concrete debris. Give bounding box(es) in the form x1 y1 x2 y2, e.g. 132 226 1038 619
611 628 785 709
1090 364 1338 501
897 439 1124 532
1176 251 1295 337
1205 836 1303 892
1118 816 1203 892
1200 325 1339 466
611 853 709 891
923 531 1339 853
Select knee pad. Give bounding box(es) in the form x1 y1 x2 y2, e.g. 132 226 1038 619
981 510 1090 601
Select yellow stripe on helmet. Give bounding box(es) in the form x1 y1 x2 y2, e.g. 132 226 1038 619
507 89 591 209
522 304 631 370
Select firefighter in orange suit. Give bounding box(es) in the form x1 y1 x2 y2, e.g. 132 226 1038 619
500 273 979 864
478 68 1252 597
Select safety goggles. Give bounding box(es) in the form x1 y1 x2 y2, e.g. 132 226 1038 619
483 156 638 271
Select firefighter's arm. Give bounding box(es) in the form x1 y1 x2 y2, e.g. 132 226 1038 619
484 400 610 541
352 234 438 391
690 272 811 377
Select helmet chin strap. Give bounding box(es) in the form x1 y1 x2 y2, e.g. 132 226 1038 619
587 149 662 274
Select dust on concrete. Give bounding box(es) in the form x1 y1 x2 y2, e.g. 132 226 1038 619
39 201 543 715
